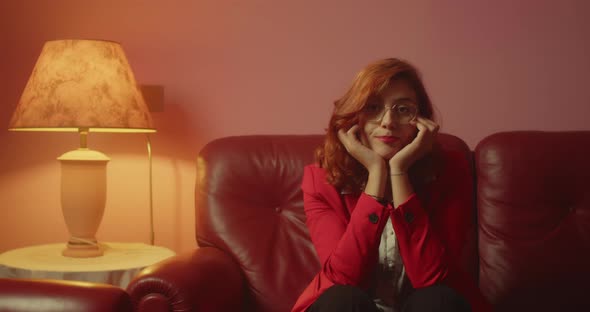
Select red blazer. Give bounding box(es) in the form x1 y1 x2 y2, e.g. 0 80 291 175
291 150 491 312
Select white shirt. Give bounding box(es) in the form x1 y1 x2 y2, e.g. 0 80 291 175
374 218 406 312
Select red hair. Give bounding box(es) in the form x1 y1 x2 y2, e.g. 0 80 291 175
317 58 437 193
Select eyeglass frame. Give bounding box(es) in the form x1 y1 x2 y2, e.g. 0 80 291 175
360 100 419 124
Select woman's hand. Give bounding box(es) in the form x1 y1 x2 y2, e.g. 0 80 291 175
389 117 439 172
337 125 386 173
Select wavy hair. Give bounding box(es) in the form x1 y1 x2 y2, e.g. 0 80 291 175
316 58 438 193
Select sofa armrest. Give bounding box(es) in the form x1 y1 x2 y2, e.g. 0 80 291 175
127 246 245 312
0 278 132 312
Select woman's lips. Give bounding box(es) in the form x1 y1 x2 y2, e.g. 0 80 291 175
376 136 399 143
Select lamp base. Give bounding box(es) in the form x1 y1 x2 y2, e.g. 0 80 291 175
58 148 110 259
62 240 103 258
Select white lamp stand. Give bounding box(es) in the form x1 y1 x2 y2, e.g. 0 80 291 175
58 131 110 257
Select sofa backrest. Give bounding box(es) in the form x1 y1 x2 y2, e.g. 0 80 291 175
475 131 590 311
195 133 476 312
195 135 324 312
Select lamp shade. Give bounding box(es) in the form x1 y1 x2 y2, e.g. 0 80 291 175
9 39 154 133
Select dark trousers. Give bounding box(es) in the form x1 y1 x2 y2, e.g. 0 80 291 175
307 284 472 312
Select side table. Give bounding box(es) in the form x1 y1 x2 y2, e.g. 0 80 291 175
0 242 175 288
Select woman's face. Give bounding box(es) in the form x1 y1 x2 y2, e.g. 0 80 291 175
359 79 419 160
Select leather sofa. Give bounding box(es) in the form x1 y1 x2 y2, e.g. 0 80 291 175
127 132 590 312
0 278 132 312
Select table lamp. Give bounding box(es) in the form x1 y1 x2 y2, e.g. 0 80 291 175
8 39 155 258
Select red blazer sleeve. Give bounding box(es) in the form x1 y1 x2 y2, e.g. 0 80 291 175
302 165 390 286
391 151 491 312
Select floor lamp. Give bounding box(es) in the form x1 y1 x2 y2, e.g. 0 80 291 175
8 39 155 258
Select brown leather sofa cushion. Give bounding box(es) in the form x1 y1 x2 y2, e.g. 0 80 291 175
475 131 590 311
195 135 324 311
0 278 131 312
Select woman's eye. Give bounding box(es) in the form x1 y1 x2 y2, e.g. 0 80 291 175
396 105 410 114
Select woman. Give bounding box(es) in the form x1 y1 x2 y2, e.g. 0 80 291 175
291 58 491 312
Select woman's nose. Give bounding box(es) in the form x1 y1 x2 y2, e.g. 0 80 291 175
380 109 398 128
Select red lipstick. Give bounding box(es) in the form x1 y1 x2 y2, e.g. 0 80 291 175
376 136 398 143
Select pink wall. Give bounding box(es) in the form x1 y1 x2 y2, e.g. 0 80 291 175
1 0 589 254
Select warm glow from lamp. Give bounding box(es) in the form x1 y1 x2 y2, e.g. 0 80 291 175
9 39 155 258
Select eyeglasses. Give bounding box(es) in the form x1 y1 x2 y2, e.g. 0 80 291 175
361 102 418 124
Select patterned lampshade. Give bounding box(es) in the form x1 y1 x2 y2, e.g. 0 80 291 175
9 39 154 133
